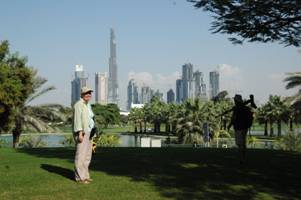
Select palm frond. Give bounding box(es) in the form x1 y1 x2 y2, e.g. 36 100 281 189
26 86 56 104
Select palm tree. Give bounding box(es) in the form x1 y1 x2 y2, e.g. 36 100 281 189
128 108 140 133
284 72 301 105
256 106 269 136
264 95 289 137
175 99 204 144
12 69 55 147
148 96 165 133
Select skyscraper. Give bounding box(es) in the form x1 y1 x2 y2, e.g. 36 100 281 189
95 72 108 105
209 70 220 98
127 79 139 110
141 86 152 104
108 28 119 105
193 70 207 99
176 79 183 103
167 89 175 104
182 63 194 101
71 65 88 105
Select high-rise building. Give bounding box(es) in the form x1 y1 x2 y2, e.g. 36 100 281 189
95 72 108 105
108 28 119 105
176 79 183 103
167 89 175 104
209 70 220 98
141 86 152 104
153 89 164 102
127 79 140 110
182 63 194 101
71 65 88 105
193 70 207 99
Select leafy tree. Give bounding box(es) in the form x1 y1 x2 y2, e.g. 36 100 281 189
92 103 120 128
188 0 301 46
0 40 44 147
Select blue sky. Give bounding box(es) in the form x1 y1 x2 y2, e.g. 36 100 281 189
0 0 300 109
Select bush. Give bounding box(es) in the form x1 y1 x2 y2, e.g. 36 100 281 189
94 134 120 147
19 135 46 148
247 136 258 148
0 138 8 148
276 131 301 152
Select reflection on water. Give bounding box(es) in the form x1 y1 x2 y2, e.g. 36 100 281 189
0 132 276 149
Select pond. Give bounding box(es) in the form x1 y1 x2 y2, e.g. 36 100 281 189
0 133 168 148
0 133 276 149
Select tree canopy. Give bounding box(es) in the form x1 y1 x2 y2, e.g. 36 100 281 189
0 40 34 132
188 0 301 47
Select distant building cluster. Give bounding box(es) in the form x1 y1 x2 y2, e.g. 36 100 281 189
176 63 219 103
71 28 119 106
127 63 220 111
127 79 164 110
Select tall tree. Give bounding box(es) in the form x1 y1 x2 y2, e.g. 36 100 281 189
189 0 301 46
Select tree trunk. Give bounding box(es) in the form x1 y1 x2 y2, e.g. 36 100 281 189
165 123 168 133
12 116 22 148
139 122 142 133
289 119 293 131
154 123 157 133
223 120 227 130
134 122 138 133
144 120 147 133
264 121 268 136
157 123 161 133
269 121 274 137
277 120 281 137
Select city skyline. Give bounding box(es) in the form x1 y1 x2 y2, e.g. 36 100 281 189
1 0 299 108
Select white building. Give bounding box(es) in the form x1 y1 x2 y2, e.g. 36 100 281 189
95 72 108 105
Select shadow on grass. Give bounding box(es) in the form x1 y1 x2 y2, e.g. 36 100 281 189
19 147 301 200
41 164 74 181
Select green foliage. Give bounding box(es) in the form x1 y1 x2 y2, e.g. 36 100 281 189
0 138 8 148
276 131 301 152
19 135 46 148
60 134 75 147
92 103 120 128
94 134 120 147
247 136 258 148
189 0 301 47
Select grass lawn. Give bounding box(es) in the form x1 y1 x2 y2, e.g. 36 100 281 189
0 147 300 200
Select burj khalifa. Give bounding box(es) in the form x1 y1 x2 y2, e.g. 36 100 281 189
108 28 119 105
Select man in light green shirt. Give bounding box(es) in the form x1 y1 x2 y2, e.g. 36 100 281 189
73 86 95 184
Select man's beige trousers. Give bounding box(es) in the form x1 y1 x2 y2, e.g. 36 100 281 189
74 132 92 181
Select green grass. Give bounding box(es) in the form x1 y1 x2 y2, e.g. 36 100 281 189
0 147 300 200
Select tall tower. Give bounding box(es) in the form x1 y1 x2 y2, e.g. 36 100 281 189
108 28 119 105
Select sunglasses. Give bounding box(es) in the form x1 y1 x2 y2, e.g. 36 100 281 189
84 91 92 95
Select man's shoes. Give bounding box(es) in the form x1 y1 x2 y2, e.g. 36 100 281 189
85 178 93 182
76 180 90 184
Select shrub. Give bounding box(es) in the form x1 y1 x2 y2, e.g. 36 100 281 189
60 134 75 147
94 134 120 147
276 131 301 152
0 138 8 148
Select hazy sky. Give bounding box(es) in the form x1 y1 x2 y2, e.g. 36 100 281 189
0 0 300 109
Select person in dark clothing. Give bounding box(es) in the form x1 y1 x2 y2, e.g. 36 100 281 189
228 94 257 164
